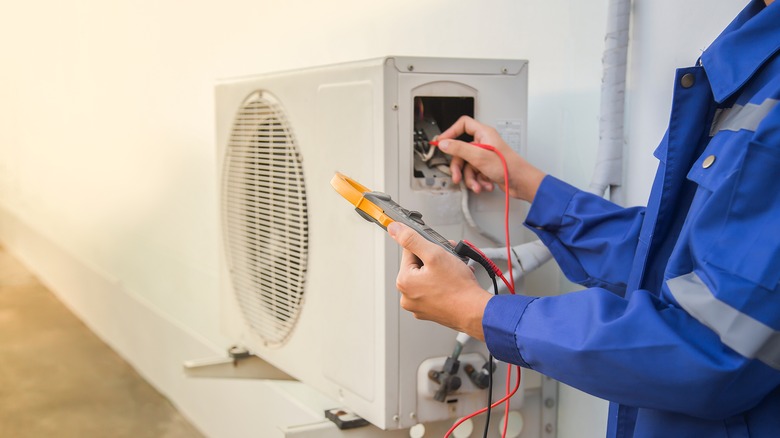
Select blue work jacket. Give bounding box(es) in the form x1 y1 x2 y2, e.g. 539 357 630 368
483 1 780 437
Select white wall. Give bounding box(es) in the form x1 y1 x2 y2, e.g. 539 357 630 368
624 0 745 205
0 0 745 437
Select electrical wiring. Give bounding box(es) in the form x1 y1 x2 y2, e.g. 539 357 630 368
467 143 515 295
429 140 515 293
455 244 517 438
418 137 505 247
444 365 522 438
460 183 504 246
468 142 517 438
484 275 500 438
436 140 521 438
415 144 438 162
462 240 513 294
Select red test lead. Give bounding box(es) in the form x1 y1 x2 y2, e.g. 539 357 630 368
435 140 520 438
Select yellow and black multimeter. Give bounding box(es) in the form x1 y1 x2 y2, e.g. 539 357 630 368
330 172 467 262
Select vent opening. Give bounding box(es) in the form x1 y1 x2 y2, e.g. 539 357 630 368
222 91 309 347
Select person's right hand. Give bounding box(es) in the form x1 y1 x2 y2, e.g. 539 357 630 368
436 116 546 202
388 222 491 341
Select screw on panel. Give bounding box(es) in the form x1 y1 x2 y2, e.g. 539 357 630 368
502 67 508 74
407 65 414 71
542 377 559 437
392 104 399 110
393 414 400 422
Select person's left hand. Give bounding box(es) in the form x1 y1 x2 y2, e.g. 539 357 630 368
388 222 492 340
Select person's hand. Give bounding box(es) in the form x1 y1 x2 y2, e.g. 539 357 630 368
436 116 546 202
388 222 492 341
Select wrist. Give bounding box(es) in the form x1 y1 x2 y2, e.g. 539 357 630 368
458 287 492 341
521 167 546 203
509 161 546 202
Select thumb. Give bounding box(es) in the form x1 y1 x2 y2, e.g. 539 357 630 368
387 222 437 261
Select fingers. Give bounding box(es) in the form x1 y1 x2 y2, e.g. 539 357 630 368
476 172 494 191
463 165 481 192
450 156 465 184
439 138 499 189
452 164 494 193
388 221 490 338
437 139 488 167
438 115 485 140
459 163 494 193
437 116 514 193
440 116 541 200
400 247 421 273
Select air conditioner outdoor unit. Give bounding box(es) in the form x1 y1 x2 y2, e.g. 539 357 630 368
215 56 532 431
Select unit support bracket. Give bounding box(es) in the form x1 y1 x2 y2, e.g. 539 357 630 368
183 345 295 380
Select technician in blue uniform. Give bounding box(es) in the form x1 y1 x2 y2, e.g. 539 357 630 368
389 1 780 436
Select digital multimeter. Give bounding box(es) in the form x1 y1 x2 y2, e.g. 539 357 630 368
330 172 468 262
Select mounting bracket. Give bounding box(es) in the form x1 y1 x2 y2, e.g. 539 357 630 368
183 345 294 380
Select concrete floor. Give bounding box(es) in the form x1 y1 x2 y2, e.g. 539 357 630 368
0 245 204 438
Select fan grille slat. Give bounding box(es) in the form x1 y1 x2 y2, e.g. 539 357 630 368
222 92 308 347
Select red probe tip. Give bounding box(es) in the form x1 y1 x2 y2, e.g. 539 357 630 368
428 140 439 146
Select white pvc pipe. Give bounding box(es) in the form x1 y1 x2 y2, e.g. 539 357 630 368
590 0 631 204
466 1 632 293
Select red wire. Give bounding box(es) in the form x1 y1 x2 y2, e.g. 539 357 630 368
471 143 516 438
461 240 514 291
438 141 520 438
470 143 515 295
444 365 522 437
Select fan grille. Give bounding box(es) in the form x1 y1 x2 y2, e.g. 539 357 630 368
223 91 309 347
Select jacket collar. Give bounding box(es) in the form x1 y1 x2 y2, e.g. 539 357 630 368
701 0 780 103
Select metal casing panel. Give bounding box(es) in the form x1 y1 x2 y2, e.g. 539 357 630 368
216 56 528 430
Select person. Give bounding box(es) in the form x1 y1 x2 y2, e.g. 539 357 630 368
387 0 780 436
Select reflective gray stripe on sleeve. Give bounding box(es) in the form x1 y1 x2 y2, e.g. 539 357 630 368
667 272 780 370
709 98 779 136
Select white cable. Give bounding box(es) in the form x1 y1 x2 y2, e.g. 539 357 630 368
511 240 553 274
473 240 554 295
415 146 437 162
460 183 504 246
436 164 452 176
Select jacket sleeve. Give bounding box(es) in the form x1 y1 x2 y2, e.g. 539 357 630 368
486 128 780 419
524 176 645 296
483 284 780 420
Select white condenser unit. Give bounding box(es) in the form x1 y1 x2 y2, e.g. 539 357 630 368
216 56 532 431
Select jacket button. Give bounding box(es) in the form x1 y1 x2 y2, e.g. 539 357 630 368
702 155 716 168
681 73 695 88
